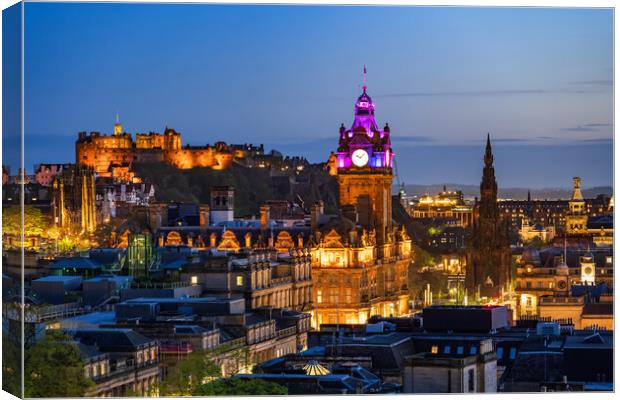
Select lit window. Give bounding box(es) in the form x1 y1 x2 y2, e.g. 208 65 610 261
190 276 198 285
236 276 243 286
317 290 322 304
443 345 451 354
431 345 438 354
509 347 517 359
457 346 464 355
470 346 477 355
496 347 504 358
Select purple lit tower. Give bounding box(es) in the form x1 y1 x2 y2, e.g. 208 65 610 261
335 67 394 171
331 67 395 244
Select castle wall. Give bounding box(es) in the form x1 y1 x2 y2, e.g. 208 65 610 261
164 148 233 170
135 133 181 150
77 142 135 176
76 130 234 175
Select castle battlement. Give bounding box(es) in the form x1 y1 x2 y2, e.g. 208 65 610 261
76 122 235 177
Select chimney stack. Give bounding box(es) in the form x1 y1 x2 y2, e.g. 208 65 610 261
310 201 324 230
260 205 270 230
199 204 210 231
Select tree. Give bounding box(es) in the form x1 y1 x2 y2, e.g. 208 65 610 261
193 378 288 396
2 205 49 238
2 335 21 397
159 349 222 396
409 270 449 304
412 245 436 268
24 331 93 397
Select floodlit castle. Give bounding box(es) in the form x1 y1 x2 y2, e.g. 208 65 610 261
75 119 236 177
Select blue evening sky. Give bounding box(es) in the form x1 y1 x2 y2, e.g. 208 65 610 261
5 4 614 187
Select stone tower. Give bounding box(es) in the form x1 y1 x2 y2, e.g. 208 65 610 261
334 68 394 244
565 176 588 235
210 186 234 226
310 69 410 328
466 135 512 298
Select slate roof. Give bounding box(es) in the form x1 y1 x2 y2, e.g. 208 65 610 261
582 303 613 316
76 342 107 361
536 248 612 269
587 215 613 230
71 328 156 351
505 352 565 383
48 257 103 269
326 332 414 371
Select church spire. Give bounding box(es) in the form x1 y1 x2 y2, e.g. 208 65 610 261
484 133 493 167
479 134 499 220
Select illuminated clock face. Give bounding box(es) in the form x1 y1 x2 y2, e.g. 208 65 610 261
584 267 593 275
352 149 369 167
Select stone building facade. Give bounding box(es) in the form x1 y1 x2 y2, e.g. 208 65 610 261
179 249 313 312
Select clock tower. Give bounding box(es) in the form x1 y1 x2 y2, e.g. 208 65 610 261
330 68 394 244
580 251 596 284
565 176 588 235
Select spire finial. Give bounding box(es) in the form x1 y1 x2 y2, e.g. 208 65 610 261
363 65 367 92
115 112 119 124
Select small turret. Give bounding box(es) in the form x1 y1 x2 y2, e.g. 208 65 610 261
571 177 584 201
114 114 122 135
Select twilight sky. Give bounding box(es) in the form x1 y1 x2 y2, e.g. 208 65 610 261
3 4 614 188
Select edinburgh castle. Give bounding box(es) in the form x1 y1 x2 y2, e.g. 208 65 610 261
75 120 238 178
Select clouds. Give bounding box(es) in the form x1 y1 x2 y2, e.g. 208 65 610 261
560 122 612 132
374 86 608 99
569 80 613 86
579 138 613 143
392 135 436 143
376 89 550 98
486 138 530 143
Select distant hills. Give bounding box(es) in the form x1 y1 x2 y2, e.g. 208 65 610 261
398 184 613 200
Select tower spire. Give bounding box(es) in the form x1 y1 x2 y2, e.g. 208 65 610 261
363 65 367 92
484 133 493 167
